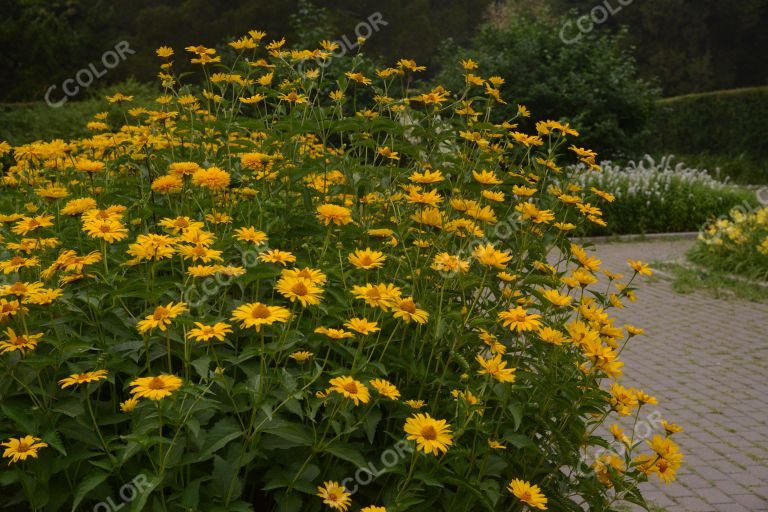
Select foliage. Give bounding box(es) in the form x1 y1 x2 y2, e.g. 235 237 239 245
434 17 659 157
0 34 683 511
576 156 757 236
0 0 492 102
690 206 768 281
491 0 768 96
647 87 768 182
0 80 156 146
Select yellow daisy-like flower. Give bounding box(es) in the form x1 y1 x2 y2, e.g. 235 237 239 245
542 289 573 307
314 327 355 340
508 479 548 510
282 267 327 286
276 276 324 306
627 259 653 276
1 435 48 465
259 249 296 266
348 248 386 269
0 328 42 354
404 413 453 455
231 302 291 331
316 481 351 512
137 302 188 334
488 439 506 450
392 298 429 324
361 507 387 512
473 243 512 269
192 166 231 191
498 306 542 332
344 318 380 335
289 351 313 362
187 322 232 342
120 397 139 413
234 226 268 244
370 379 400 400
405 399 425 409
476 354 516 383
129 374 183 401
351 283 402 310
316 203 353 226
328 375 370 405
61 197 98 216
58 369 109 389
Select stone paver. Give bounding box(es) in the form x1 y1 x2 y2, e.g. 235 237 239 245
590 239 768 511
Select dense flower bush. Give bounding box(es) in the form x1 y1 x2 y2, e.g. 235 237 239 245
0 33 684 512
575 155 755 236
691 206 768 280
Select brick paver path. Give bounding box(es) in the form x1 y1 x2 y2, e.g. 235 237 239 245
589 239 768 511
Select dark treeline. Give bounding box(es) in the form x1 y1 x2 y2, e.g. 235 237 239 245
1 0 766 102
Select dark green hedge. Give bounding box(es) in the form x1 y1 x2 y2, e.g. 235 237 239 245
651 87 768 158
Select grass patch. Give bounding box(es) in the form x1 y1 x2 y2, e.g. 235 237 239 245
0 79 156 145
654 261 768 302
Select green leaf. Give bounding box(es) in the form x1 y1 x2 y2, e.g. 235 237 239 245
1 404 36 432
323 440 368 468
71 471 109 511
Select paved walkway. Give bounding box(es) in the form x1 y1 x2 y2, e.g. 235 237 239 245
589 239 768 511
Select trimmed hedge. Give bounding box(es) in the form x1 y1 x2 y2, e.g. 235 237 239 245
650 87 768 159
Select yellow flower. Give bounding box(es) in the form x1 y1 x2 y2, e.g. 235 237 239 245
516 202 555 224
316 203 353 226
234 226 268 244
488 439 506 450
627 259 653 276
231 302 291 331
61 197 98 216
0 328 42 354
498 307 542 332
370 379 400 400
404 413 453 455
83 218 129 243
58 369 108 389
316 481 351 512
129 374 183 401
344 318 380 335
137 302 188 334
542 289 573 307
126 234 177 263
472 169 503 185
120 397 139 413
289 351 313 362
392 298 429 324
473 244 512 269
156 46 174 57
507 479 548 510
282 267 327 286
259 249 296 266
151 174 184 194
276 276 324 306
187 322 232 342
12 215 54 235
476 354 516 383
192 166 231 191
348 248 386 269
352 283 401 310
314 327 355 340
1 436 48 464
329 376 370 405
360 507 386 512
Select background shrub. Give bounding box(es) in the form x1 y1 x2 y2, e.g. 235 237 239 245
576 156 757 236
434 16 660 157
645 87 768 183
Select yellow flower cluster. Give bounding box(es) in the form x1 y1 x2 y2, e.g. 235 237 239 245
0 30 684 511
